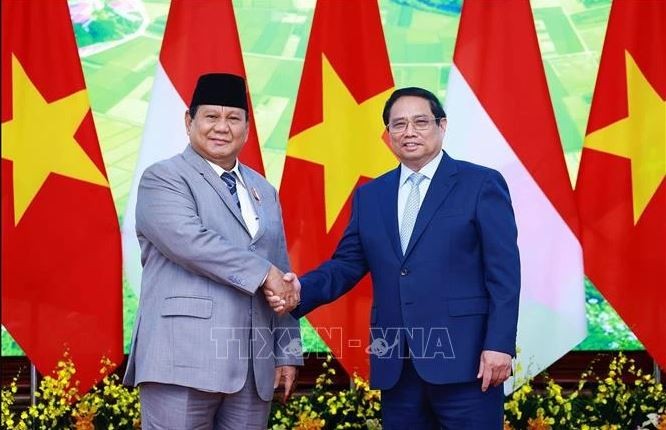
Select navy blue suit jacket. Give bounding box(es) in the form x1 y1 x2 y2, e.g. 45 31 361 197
292 152 520 390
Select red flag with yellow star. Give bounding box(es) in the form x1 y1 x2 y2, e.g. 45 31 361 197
1 1 122 391
575 0 665 367
280 0 395 378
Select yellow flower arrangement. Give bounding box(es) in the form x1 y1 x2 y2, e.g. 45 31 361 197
294 411 326 430
2 352 663 430
268 354 382 430
504 353 666 430
1 377 19 429
1 353 140 430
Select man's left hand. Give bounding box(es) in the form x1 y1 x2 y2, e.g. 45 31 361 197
274 365 298 403
477 350 512 392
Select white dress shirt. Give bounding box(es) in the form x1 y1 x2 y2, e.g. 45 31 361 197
206 159 260 238
397 150 444 232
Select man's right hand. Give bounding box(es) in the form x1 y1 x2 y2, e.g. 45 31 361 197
262 267 300 315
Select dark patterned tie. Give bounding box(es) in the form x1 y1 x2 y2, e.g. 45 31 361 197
220 172 241 209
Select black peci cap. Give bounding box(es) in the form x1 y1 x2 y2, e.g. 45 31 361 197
189 73 248 111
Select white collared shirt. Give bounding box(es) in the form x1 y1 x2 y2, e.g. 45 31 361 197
397 150 444 231
206 159 259 238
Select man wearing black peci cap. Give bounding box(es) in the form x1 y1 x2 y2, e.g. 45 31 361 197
124 73 303 429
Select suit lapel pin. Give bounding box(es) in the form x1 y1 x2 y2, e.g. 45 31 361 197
252 187 261 202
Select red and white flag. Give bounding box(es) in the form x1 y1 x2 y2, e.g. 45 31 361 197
122 0 264 293
444 0 586 387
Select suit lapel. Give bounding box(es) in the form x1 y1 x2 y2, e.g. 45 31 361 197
403 152 458 259
182 145 250 235
238 164 266 245
378 166 403 262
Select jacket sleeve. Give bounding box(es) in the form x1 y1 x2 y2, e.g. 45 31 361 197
291 189 370 319
135 163 272 295
272 187 303 366
273 313 304 366
476 169 521 356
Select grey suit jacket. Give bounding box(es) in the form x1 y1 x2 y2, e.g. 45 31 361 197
123 145 303 401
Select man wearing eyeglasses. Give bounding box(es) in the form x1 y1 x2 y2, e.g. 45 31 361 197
270 87 520 429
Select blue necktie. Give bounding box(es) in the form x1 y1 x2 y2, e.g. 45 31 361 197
220 172 241 210
400 172 426 253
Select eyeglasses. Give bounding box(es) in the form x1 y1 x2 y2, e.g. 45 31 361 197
386 116 442 134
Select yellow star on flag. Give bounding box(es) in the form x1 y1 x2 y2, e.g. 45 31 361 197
287 55 396 231
1 55 108 226
584 51 665 224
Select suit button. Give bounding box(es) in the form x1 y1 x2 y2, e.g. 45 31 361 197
249 245 256 252
400 268 409 276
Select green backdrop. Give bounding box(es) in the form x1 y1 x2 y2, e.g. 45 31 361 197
1 0 642 356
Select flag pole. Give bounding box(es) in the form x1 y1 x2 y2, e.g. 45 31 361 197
654 359 662 384
30 363 38 405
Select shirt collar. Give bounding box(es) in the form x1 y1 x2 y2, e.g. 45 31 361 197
205 159 247 189
399 149 444 187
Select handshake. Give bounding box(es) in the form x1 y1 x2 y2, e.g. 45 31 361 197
262 265 301 315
